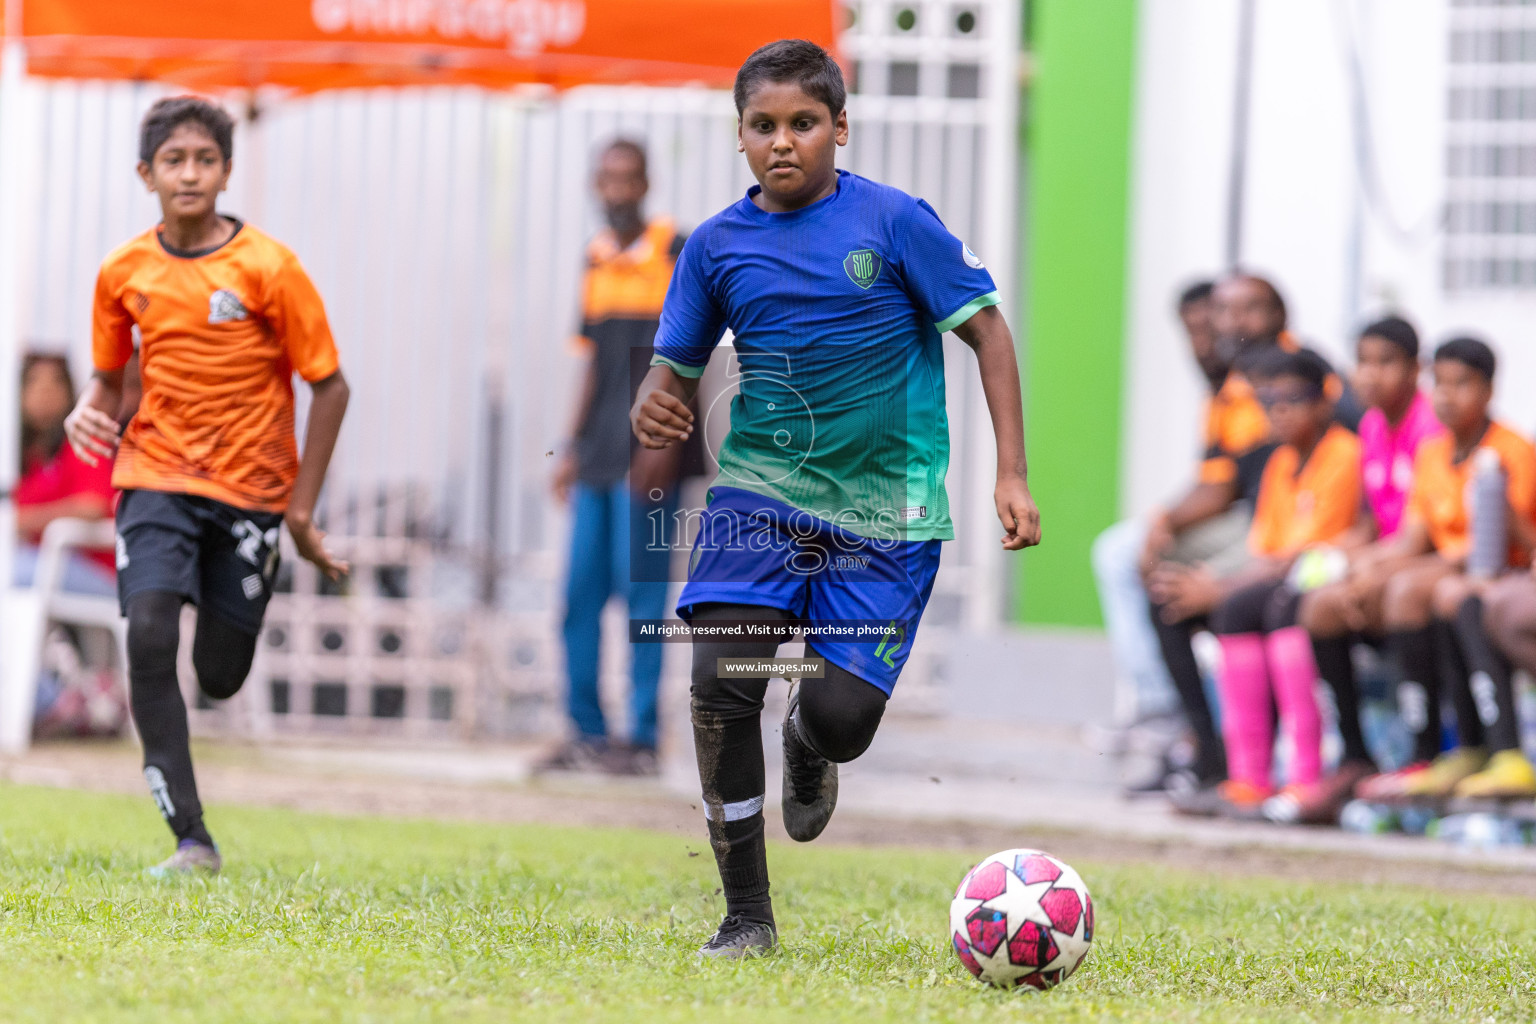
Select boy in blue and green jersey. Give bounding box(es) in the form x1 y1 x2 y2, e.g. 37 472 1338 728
631 39 1040 957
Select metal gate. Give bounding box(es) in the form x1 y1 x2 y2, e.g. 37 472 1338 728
5 0 1020 738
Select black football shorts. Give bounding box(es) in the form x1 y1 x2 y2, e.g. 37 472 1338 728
115 489 283 635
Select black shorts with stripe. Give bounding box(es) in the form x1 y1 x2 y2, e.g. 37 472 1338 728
115 489 283 635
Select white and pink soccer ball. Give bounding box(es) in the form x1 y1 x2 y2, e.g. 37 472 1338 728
949 848 1094 990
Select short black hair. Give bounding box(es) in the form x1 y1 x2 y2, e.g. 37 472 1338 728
733 39 846 117
1177 280 1215 310
139 96 235 165
1252 347 1331 394
1358 315 1419 360
1223 271 1288 325
600 137 648 178
1434 335 1497 382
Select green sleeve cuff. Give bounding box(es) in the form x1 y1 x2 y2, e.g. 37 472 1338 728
651 354 707 379
935 291 1001 334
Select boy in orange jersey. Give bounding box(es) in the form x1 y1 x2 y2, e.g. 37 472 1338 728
1383 338 1536 800
1347 338 1536 802
1149 350 1362 818
64 97 350 875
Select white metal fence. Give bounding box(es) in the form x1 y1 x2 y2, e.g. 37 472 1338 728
1447 0 1536 289
4 0 1019 738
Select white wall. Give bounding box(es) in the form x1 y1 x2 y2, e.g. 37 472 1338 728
1122 0 1530 518
1123 0 1239 517
9 56 1014 622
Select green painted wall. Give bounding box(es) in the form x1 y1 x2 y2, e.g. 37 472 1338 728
1018 0 1138 626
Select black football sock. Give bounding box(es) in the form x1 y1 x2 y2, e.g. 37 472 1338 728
1150 601 1225 781
689 604 793 928
1454 597 1521 753
1387 627 1442 764
126 591 215 848
191 611 260 701
1434 618 1486 750
696 675 771 925
1311 634 1374 767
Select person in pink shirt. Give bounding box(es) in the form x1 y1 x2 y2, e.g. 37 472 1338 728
1275 317 1441 823
1357 322 1442 541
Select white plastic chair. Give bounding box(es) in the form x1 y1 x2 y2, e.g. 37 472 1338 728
0 516 122 753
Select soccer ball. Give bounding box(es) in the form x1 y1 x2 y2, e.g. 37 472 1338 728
949 848 1094 989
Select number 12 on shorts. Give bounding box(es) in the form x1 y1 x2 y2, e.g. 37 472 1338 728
873 620 907 669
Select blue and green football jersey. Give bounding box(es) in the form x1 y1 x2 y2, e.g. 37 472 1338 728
652 170 999 541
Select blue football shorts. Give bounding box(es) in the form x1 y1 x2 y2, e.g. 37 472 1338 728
676 486 942 694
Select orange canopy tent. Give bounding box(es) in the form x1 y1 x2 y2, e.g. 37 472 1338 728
0 0 838 91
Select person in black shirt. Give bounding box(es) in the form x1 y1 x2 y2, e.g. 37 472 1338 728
543 139 701 776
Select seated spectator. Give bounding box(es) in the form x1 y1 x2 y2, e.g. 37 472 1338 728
1411 340 1536 800
1482 559 1536 772
1151 350 1361 817
1290 316 1442 822
1139 273 1292 793
1092 280 1215 740
13 352 116 596
1350 338 1536 801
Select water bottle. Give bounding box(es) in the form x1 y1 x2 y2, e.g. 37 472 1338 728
1339 800 1396 835
1356 644 1413 769
1396 805 1437 836
1467 448 1508 579
1518 673 1536 763
1429 812 1531 849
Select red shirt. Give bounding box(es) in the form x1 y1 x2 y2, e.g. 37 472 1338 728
15 444 118 570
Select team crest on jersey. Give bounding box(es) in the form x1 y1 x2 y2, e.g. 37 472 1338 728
843 249 883 290
208 289 249 324
963 243 985 269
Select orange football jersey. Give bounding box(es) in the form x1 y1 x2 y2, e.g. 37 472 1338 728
1406 421 1536 565
1248 423 1363 559
93 221 340 513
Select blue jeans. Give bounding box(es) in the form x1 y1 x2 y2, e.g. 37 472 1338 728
12 544 118 597
1091 518 1179 723
561 482 677 750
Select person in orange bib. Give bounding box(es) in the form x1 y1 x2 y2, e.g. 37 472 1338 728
1136 275 1290 793
1151 349 1362 818
1341 338 1536 802
64 97 350 876
1388 339 1536 800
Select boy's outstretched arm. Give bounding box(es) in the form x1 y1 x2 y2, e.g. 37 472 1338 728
63 369 126 467
953 305 1041 551
631 363 699 450
286 370 351 580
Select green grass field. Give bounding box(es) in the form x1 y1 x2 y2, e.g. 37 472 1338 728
1 782 1533 1023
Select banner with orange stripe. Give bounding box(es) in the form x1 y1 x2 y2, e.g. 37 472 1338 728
0 0 838 91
